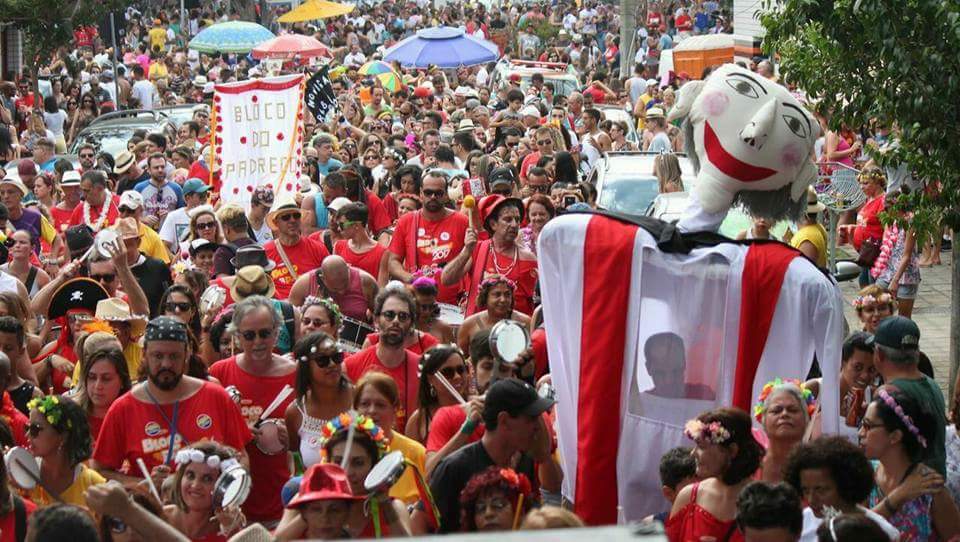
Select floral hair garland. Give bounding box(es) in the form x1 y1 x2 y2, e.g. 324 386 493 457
479 275 516 291
498 468 533 498
753 378 817 422
684 419 731 445
877 388 928 448
27 396 71 429
852 293 894 310
320 412 389 459
174 448 239 472
302 296 343 330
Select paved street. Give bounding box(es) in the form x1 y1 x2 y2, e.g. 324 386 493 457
838 249 955 398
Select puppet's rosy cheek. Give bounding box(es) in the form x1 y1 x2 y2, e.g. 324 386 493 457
702 91 730 117
781 144 804 168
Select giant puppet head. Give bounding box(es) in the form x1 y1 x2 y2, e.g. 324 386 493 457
668 64 820 226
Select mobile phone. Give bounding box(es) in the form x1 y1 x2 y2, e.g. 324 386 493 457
563 195 577 208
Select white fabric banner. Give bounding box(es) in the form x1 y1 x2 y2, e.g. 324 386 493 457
213 74 305 207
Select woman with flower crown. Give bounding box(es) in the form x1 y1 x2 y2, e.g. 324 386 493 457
861 387 960 540
852 284 896 334
164 441 247 542
458 466 534 532
22 395 104 508
666 408 764 542
456 275 531 356
753 378 816 483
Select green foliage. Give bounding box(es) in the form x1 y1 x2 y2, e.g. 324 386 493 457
760 0 960 236
0 0 125 65
529 19 560 49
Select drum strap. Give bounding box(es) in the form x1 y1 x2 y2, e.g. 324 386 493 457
274 241 299 282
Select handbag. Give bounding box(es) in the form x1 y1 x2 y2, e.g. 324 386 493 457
856 237 881 268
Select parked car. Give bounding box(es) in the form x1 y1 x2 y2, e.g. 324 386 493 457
154 104 199 127
595 104 639 145
588 151 696 216
4 155 80 177
69 109 177 158
490 59 581 97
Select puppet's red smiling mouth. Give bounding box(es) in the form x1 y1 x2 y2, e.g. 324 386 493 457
704 121 777 182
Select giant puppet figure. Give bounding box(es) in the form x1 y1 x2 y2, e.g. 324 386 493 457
538 64 844 524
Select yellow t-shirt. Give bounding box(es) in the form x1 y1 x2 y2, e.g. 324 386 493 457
139 222 172 264
387 432 427 505
148 61 168 82
790 223 828 268
28 463 106 508
148 27 168 51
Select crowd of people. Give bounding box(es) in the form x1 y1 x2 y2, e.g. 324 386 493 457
0 0 955 541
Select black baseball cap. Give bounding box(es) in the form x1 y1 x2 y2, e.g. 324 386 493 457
867 316 920 351
483 378 555 419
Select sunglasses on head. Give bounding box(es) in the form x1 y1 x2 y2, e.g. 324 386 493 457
240 328 274 341
379 310 411 322
438 364 467 379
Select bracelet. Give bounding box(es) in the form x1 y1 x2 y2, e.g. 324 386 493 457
883 498 897 515
460 418 477 436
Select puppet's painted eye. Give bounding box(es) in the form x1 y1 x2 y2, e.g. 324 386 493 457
782 114 808 138
724 77 759 99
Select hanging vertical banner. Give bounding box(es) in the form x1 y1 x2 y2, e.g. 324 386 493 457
213 74 305 208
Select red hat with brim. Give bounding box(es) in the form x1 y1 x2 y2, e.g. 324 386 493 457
413 86 432 99
287 464 361 508
478 194 525 235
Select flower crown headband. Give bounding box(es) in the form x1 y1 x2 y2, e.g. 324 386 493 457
27 396 71 429
297 336 342 364
497 468 533 498
174 448 240 472
302 296 343 329
684 419 731 445
320 412 389 460
479 275 516 291
852 293 894 310
877 388 928 448
754 378 817 423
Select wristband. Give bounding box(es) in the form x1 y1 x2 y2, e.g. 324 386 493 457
460 418 477 436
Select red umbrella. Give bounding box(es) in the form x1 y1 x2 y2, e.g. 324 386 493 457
251 34 332 60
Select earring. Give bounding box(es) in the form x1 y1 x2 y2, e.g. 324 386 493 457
429 387 437 398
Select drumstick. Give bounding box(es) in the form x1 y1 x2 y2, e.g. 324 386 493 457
340 410 358 471
259 384 294 422
433 372 466 405
511 493 524 530
463 195 476 231
137 458 161 503
15 458 62 503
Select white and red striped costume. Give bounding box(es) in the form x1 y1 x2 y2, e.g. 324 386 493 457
538 213 844 525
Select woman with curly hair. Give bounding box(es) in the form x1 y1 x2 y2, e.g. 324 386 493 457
861 388 960 539
24 395 104 508
459 467 534 532
457 275 531 356
852 284 895 334
164 441 247 541
753 378 816 483
667 408 765 542
405 344 471 444
783 436 898 541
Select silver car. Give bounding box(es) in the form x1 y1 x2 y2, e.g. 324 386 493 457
588 151 696 216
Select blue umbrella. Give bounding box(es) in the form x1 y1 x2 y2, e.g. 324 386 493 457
188 21 276 54
384 27 499 69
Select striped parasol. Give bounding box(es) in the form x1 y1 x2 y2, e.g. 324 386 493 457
188 21 275 54
358 61 402 93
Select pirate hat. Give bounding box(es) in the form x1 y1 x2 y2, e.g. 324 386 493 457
48 278 110 321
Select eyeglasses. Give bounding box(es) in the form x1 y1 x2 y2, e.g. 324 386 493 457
475 498 510 513
68 313 92 324
422 189 445 199
278 213 301 222
364 154 379 161
240 328 275 341
438 364 467 379
528 184 550 193
26 423 45 437
91 273 116 283
860 418 884 432
106 517 127 534
79 152 94 158
536 139 553 146
309 352 344 368
379 310 411 322
164 301 193 313
196 221 217 230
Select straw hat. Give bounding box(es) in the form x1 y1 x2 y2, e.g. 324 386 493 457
95 297 148 338
230 265 276 302
806 187 825 214
265 194 301 231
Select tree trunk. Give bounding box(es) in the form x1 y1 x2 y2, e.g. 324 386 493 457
619 0 637 79
950 231 959 400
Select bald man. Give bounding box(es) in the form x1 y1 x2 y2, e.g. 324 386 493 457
288 255 379 323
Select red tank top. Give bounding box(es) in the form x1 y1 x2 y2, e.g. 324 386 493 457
309 267 369 322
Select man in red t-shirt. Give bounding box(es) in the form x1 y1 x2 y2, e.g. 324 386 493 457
344 288 420 431
263 199 330 299
209 296 297 523
92 317 252 483
387 171 469 304
69 170 120 233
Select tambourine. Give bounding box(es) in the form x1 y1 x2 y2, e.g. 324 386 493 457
213 462 251 510
4 447 39 490
255 419 285 455
200 285 227 314
363 451 406 495
489 319 530 363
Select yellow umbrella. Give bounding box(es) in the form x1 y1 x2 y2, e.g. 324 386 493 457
278 0 355 23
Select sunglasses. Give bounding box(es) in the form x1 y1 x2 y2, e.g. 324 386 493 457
438 364 467 379
338 220 360 229
79 152 94 158
26 423 45 437
529 184 550 193
422 189 445 199
379 310 411 322
364 154 379 160
196 221 217 230
165 301 193 313
309 352 344 368
240 328 275 341
91 273 116 283
278 213 301 222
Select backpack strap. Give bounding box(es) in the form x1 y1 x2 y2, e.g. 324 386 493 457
25 266 37 292
279 300 295 340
